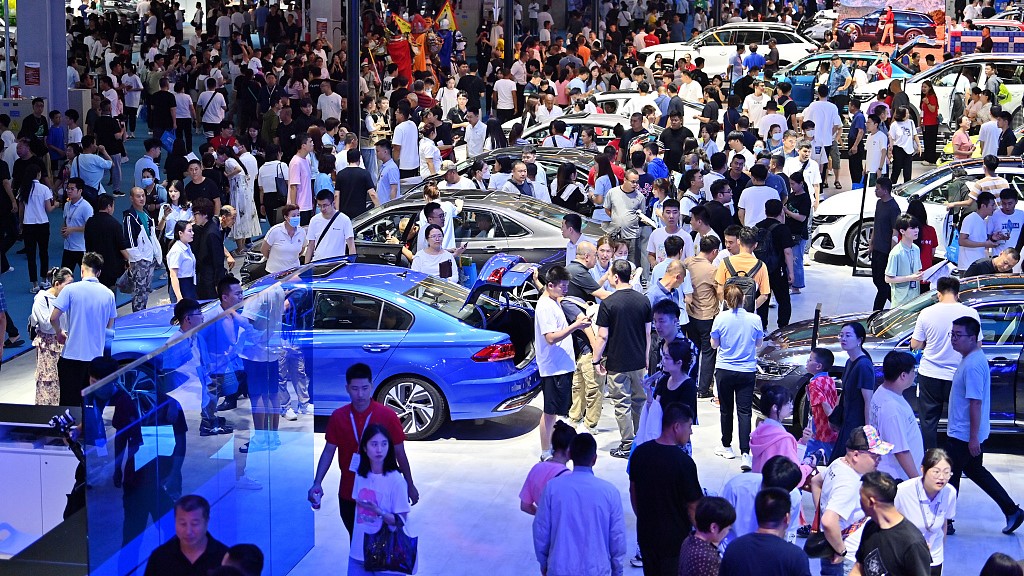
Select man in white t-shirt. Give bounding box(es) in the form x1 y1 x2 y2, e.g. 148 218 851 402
721 455 805 545
316 80 343 121
742 83 769 136
988 188 1024 254
534 264 590 461
391 104 421 182
196 78 227 136
802 86 841 164
957 191 998 271
306 189 355 263
869 351 925 481
646 199 693 266
978 112 1001 158
541 120 575 148
737 164 780 226
493 69 518 124
783 142 822 206
863 113 889 187
437 161 474 190
757 100 787 140
910 277 980 450
464 109 487 157
820 425 891 574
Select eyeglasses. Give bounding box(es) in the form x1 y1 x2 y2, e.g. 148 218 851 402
927 468 953 479
950 332 972 341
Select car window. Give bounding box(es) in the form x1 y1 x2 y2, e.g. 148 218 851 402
977 304 1024 345
313 291 383 330
1007 173 1024 200
356 210 419 244
380 302 413 331
732 30 763 46
707 29 732 45
929 66 964 87
793 58 823 76
495 213 529 237
922 174 979 204
993 63 1024 85
601 99 620 115
457 209 504 239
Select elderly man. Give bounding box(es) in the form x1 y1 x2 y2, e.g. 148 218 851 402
437 160 474 190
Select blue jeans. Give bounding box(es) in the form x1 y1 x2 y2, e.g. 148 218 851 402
793 237 807 288
821 556 854 576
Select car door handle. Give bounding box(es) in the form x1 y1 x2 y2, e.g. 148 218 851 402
383 253 398 263
992 357 1009 361
362 344 391 353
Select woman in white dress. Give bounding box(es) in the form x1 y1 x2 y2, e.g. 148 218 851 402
411 224 458 283
220 146 261 250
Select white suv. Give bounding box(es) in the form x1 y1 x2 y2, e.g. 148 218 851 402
640 23 818 75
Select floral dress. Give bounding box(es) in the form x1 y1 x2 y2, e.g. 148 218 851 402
227 158 261 241
30 290 63 405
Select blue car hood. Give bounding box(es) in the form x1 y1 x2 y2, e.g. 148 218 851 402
114 302 179 331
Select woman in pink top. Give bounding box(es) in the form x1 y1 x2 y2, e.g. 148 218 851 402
519 421 577 515
951 116 976 161
555 69 572 107
749 385 814 477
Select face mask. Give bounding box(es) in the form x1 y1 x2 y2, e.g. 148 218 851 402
753 145 764 155
772 132 783 142
288 216 301 227
142 177 155 187
233 146 241 154
805 129 815 138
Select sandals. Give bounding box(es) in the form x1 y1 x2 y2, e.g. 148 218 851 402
834 181 842 189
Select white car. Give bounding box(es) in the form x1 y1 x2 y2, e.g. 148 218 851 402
801 10 838 41
640 23 819 75
811 158 1024 267
854 54 1024 130
519 112 664 148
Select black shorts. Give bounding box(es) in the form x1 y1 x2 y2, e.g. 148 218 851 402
541 373 573 416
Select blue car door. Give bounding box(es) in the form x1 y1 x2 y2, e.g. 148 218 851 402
787 58 821 108
976 303 1024 424
301 290 409 409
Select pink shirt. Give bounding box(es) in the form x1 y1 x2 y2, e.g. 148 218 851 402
518 461 568 507
288 154 313 211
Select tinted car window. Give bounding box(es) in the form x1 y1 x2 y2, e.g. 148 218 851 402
993 63 1024 85
457 210 504 238
381 302 413 331
978 304 1024 345
313 291 383 330
357 210 419 244
495 214 529 237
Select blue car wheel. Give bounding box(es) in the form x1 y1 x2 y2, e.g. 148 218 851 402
377 376 449 440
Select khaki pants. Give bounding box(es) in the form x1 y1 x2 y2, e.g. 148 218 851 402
606 368 647 448
568 352 603 429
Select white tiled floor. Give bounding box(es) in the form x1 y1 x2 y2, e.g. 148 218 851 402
3 260 1023 575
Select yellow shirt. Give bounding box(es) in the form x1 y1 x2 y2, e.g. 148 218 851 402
714 252 771 297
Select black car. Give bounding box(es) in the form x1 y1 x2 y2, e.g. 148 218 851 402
840 9 938 44
755 275 1024 435
241 191 610 283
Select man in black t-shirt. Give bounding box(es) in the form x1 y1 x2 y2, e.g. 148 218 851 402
148 78 177 138
720 487 811 576
335 149 376 219
854 472 931 576
783 172 812 294
997 110 1016 155
756 200 796 329
659 112 695 172
565 242 612 303
962 248 1020 278
184 160 223 214
629 403 703 576
594 260 652 458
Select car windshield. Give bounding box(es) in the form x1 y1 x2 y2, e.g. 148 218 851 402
869 290 939 337
893 165 951 198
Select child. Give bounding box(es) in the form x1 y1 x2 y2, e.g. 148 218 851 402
65 109 83 146
804 347 838 462
46 110 67 191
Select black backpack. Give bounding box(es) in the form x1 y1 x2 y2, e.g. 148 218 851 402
723 257 763 313
754 220 784 274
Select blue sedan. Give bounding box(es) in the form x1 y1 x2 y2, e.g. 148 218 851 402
110 256 540 439
771 49 915 109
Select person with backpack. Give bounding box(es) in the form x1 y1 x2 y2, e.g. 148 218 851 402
714 226 770 314
710 282 764 472
754 200 796 330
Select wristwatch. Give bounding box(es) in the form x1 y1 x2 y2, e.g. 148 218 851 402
837 549 848 557
592 357 603 365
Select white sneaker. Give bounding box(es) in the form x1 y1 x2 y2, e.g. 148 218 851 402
715 446 737 459
297 403 314 415
629 546 643 568
282 407 298 421
741 452 753 471
235 475 263 490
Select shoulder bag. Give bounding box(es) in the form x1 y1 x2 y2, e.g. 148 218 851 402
363 515 417 574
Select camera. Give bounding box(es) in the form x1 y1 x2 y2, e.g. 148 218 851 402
49 409 77 435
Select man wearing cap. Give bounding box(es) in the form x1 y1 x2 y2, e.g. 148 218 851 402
437 160 473 190
819 425 892 576
947 314 1024 534
757 101 787 143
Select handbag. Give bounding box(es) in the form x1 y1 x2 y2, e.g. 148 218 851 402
363 518 417 574
804 531 838 559
945 228 960 266
160 129 176 152
274 162 288 196
149 223 164 266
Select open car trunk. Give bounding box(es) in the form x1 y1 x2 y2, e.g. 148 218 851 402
481 305 535 368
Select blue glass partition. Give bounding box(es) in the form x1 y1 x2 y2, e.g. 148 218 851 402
82 268 316 575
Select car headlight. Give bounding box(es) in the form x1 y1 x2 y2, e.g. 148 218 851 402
757 359 799 379
812 214 843 225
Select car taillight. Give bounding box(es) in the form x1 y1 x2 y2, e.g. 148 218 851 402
473 342 515 362
486 267 505 284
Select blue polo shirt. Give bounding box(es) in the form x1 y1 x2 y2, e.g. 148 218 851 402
743 52 766 71
63 197 94 252
54 277 117 361
377 159 401 204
